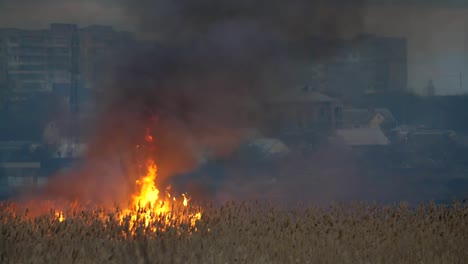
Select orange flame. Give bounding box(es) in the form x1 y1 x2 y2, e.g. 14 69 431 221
55 211 65 222
53 127 202 233
118 128 201 231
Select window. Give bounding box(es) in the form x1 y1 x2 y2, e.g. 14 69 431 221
20 82 44 91
11 73 44 80
8 37 18 43
20 47 46 54
18 65 45 71
47 47 69 55
18 55 45 63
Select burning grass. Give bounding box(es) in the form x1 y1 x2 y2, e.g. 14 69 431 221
1 201 467 263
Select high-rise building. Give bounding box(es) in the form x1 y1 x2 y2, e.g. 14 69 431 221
0 35 7 89
0 28 49 93
0 24 135 97
309 34 407 101
47 24 77 94
79 25 136 91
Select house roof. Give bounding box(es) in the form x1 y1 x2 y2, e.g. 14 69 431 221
374 108 396 123
342 109 374 127
267 85 337 104
336 127 390 146
341 108 397 128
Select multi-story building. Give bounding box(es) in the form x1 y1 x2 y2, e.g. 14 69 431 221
0 28 49 93
263 85 343 144
308 34 407 101
80 25 135 91
0 24 135 98
0 35 8 105
47 23 77 94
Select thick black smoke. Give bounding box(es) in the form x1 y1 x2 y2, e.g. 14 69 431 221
101 0 366 176
123 0 364 40
42 0 367 205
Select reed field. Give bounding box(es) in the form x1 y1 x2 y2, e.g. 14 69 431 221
0 201 467 264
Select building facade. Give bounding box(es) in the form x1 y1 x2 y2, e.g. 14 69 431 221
80 25 135 91
263 85 343 144
0 24 135 97
308 34 407 100
0 28 49 93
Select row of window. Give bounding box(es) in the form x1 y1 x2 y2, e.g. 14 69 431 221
9 65 46 71
5 47 70 54
9 73 46 80
6 56 72 64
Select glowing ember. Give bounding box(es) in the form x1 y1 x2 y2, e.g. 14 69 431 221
145 128 154 142
55 211 65 222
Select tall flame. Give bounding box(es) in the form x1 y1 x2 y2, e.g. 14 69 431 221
118 127 202 231
53 127 202 233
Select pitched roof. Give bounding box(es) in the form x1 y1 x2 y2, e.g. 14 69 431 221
342 109 373 127
341 108 397 128
336 127 390 146
374 108 396 123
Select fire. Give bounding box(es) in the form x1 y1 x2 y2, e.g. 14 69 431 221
120 159 171 228
133 159 160 209
52 127 202 234
145 128 153 142
55 211 65 222
118 127 202 232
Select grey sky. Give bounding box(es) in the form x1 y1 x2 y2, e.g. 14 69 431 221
363 6 468 94
1 0 468 94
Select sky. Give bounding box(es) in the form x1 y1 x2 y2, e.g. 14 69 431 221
1 0 468 95
363 5 468 95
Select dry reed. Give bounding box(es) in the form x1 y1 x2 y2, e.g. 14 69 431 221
0 200 467 264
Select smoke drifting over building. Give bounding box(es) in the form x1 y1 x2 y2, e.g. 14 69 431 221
37 0 370 204
108 1 368 165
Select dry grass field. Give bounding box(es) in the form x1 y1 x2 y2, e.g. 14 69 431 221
0 201 467 264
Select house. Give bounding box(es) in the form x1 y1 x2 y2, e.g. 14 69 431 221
340 107 397 130
235 137 290 162
340 108 372 128
335 127 390 147
369 108 397 129
263 85 343 141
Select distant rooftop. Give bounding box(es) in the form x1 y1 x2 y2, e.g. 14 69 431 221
336 127 390 146
341 108 397 128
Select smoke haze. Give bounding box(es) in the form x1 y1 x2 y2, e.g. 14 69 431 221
8 1 467 206
30 0 370 205
3 1 468 94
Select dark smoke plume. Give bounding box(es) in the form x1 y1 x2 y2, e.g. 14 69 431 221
39 0 366 206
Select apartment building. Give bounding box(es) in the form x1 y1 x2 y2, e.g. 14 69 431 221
0 28 49 93
80 25 135 91
327 34 407 98
0 24 135 96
